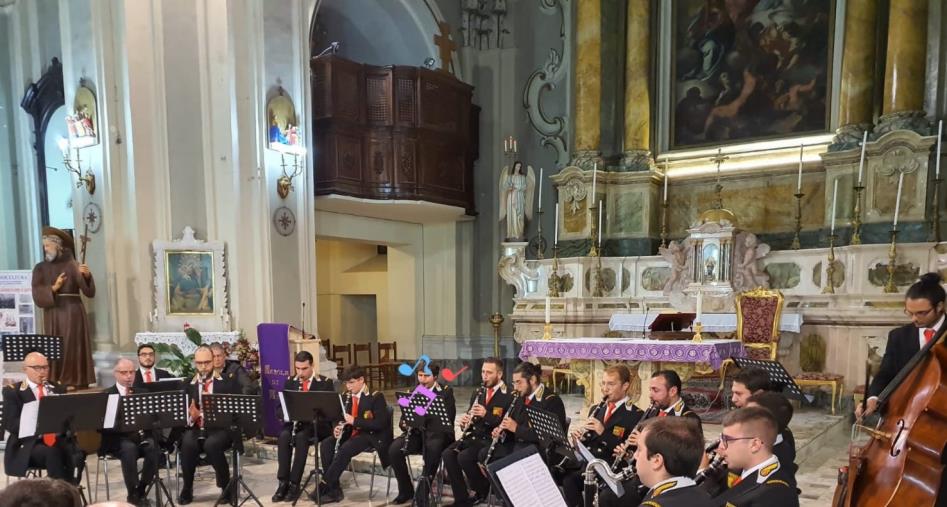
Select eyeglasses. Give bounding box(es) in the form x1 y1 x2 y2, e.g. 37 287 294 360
719 433 757 448
25 365 50 371
905 308 936 318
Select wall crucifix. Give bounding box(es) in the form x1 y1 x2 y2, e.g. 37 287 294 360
434 21 457 74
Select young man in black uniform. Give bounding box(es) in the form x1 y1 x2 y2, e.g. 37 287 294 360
600 369 702 506
388 363 457 505
858 272 946 419
730 367 771 409
2 351 77 483
316 365 392 504
711 407 799 507
133 343 174 386
100 357 159 506
634 417 713 506
442 357 512 507
746 391 797 488
561 364 644 506
178 345 242 505
272 351 335 502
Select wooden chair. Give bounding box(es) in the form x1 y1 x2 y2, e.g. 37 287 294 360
376 341 398 388
353 343 373 365
331 344 353 376
719 288 785 390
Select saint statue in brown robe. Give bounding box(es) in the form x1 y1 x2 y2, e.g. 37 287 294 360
31 227 96 387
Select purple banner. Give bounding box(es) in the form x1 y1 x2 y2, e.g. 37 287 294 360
258 323 292 437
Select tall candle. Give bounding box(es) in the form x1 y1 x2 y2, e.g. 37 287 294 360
504 138 508 152
695 290 703 322
554 203 559 245
513 139 517 153
597 200 603 246
545 296 551 324
663 172 669 203
857 130 868 185
797 144 804 191
538 167 543 212
937 120 943 178
591 163 597 199
893 171 905 229
830 179 838 234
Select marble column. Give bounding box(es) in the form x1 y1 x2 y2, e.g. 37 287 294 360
876 0 931 135
574 0 601 169
621 0 651 171
829 0 877 151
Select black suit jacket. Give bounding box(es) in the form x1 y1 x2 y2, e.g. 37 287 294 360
713 459 799 507
133 367 174 387
641 482 712 506
98 385 146 455
2 380 67 476
221 360 259 395
584 399 643 461
282 374 334 436
463 383 514 442
186 373 243 422
868 323 933 397
340 390 393 467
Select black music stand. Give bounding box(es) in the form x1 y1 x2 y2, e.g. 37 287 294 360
282 391 344 507
395 390 453 506
35 391 111 503
201 393 263 507
2 334 63 361
135 378 187 393
732 357 804 401
118 391 188 507
524 405 568 448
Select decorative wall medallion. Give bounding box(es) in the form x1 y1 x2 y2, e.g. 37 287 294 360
764 262 801 289
641 267 670 292
273 206 296 237
868 261 919 287
81 202 102 233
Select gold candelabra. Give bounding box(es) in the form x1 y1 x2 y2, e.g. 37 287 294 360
588 202 600 257
277 153 304 199
542 323 553 340
884 229 899 293
691 322 703 342
822 234 837 294
534 209 546 259
851 185 865 245
791 192 804 250
930 178 942 244
490 312 505 357
547 246 562 297
59 143 96 195
591 254 605 297
660 200 669 248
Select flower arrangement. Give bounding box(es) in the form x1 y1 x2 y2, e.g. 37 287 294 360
233 332 261 383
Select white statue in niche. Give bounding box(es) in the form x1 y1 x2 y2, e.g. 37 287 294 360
498 161 536 241
734 232 771 290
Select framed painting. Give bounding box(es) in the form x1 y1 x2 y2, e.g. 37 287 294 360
669 0 835 149
153 227 230 331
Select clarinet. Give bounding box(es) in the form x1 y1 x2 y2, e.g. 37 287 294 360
459 383 486 443
610 402 659 472
334 392 352 456
193 373 210 441
483 391 519 465
695 454 726 485
580 396 609 444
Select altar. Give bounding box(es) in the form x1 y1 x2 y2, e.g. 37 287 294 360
608 313 804 334
134 331 242 355
520 337 745 407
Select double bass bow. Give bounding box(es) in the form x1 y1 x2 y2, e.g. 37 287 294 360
833 325 947 506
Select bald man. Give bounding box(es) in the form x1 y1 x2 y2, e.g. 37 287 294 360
98 358 158 506
1 351 74 481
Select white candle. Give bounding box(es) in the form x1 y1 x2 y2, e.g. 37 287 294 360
538 167 543 212
591 163 597 199
695 290 703 322
893 171 905 229
504 138 508 152
597 200 603 246
830 179 838 234
554 203 559 245
545 296 551 324
663 158 669 203
857 130 868 185
937 120 943 178
797 144 804 191
513 139 517 153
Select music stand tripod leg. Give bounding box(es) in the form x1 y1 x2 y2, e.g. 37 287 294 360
294 414 323 507
214 425 262 507
151 427 176 507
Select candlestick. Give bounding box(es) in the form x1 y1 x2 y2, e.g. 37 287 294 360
857 130 867 185
937 120 943 178
691 322 704 343
932 178 943 244
588 200 600 257
660 199 669 248
538 167 543 211
592 253 605 297
544 296 551 324
893 172 904 230
851 184 865 245
533 209 546 259
547 245 562 297
830 179 838 234
823 233 837 294
797 144 804 192
490 312 504 357
554 202 560 245
884 229 899 293
791 191 804 250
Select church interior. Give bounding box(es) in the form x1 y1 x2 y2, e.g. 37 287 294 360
2 0 947 506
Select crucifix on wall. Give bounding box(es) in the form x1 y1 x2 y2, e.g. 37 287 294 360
434 21 457 74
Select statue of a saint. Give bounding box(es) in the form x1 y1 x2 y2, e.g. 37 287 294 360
498 161 536 241
31 227 96 387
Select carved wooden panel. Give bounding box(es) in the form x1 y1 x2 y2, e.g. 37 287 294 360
311 55 476 212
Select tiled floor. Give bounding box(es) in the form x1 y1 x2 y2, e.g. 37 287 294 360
1 387 854 506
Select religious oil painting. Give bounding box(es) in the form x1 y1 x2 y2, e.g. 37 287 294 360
165 251 215 315
67 85 98 148
671 0 833 148
266 91 304 155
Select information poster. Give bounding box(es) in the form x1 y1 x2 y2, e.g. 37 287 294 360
0 271 35 335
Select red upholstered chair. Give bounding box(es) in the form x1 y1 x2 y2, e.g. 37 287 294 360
719 288 784 389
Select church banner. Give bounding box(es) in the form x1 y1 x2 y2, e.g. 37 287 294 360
258 323 293 437
0 271 36 336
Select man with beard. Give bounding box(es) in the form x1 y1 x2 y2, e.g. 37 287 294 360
133 343 174 386
30 227 96 388
210 342 259 395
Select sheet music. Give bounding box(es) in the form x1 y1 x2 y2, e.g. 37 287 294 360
18 400 38 439
159 377 186 382
103 394 120 429
278 391 290 422
495 452 568 507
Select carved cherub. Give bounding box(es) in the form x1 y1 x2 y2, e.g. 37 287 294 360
659 240 687 293
739 233 770 288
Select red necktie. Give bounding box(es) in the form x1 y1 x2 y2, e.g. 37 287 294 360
732 476 743 486
485 388 495 406
302 379 310 392
350 395 360 437
604 402 616 423
525 397 532 406
925 328 935 344
145 370 153 383
203 379 213 393
658 410 668 417
37 386 56 446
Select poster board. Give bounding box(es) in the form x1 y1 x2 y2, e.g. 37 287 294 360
0 271 36 336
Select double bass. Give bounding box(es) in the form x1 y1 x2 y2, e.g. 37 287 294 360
833 327 947 506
